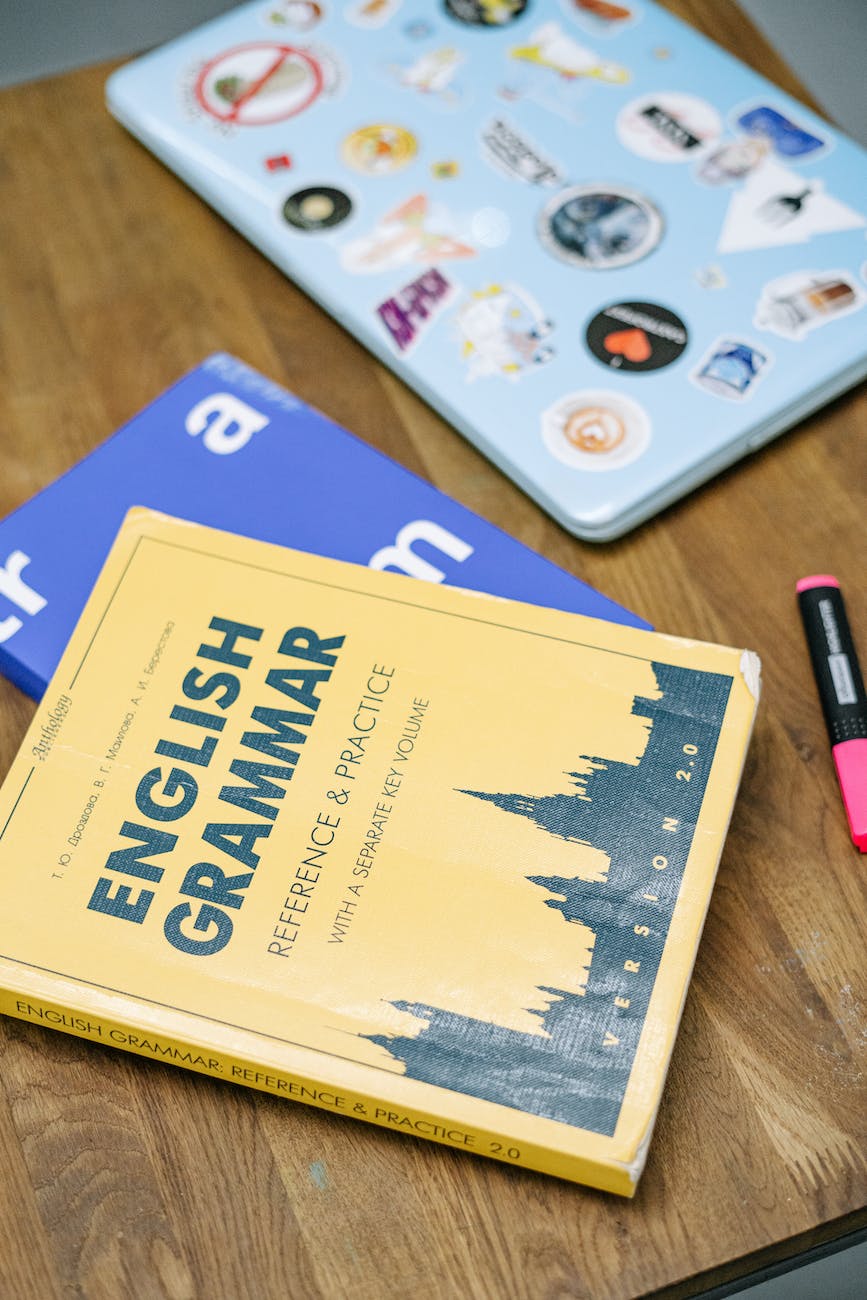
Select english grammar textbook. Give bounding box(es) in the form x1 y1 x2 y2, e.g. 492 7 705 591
0 510 759 1194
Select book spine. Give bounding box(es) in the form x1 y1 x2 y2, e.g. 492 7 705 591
0 984 635 1197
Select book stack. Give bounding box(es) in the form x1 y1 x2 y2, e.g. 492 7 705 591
0 353 644 701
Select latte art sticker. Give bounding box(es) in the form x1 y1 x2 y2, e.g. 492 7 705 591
539 185 663 269
542 390 651 470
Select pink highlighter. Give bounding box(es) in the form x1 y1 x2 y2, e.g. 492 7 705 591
797 576 867 852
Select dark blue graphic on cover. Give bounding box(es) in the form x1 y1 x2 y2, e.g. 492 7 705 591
368 662 733 1136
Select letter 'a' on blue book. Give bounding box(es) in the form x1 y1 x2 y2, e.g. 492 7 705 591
0 354 647 701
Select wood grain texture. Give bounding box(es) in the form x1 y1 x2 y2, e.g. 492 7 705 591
0 3 865 1296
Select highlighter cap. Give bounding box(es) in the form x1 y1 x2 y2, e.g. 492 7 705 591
833 740 867 852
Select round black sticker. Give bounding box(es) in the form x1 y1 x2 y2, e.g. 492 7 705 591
585 301 688 373
539 184 663 270
282 186 352 231
444 0 528 26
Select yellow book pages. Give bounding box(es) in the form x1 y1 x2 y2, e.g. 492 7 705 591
0 509 759 1195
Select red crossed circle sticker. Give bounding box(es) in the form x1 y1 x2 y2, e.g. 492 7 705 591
194 43 324 125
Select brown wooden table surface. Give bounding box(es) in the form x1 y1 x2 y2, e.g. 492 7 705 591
1 4 865 1297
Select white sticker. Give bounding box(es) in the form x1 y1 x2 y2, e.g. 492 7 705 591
754 269 864 341
617 92 721 163
717 159 865 254
193 42 338 125
510 22 628 84
457 284 555 381
340 194 476 273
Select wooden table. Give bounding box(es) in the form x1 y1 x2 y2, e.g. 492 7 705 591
1 4 865 1296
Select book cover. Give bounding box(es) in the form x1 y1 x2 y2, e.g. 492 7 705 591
0 509 758 1194
0 353 645 702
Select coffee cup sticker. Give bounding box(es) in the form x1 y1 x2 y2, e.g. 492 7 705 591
542 390 651 470
617 92 721 163
283 185 353 229
586 302 688 372
754 270 863 341
539 184 663 269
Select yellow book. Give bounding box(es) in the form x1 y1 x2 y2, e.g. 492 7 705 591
0 509 759 1195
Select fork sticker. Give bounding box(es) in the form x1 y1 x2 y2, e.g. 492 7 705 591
718 160 865 254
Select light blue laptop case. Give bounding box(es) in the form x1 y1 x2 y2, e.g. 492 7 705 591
106 0 867 540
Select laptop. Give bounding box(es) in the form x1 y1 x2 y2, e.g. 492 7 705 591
106 0 867 541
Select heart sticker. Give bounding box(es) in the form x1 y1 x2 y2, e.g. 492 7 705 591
603 328 652 363
586 301 689 372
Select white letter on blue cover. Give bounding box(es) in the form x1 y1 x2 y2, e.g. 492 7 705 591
186 393 270 455
368 521 473 583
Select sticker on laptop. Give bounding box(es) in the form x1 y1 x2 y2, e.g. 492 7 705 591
481 117 564 187
342 124 418 174
565 0 639 36
734 103 829 161
585 302 688 373
542 390 650 470
266 2 325 31
510 22 629 84
404 19 435 39
265 152 294 172
456 284 555 380
346 0 403 27
538 184 663 269
282 185 353 230
690 338 770 401
754 270 864 341
696 136 771 186
617 92 721 162
431 159 461 179
340 194 476 272
193 42 340 125
444 0 528 26
386 45 466 108
377 268 457 353
694 263 727 291
717 160 865 254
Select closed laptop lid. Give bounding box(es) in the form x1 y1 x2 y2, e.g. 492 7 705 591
106 0 867 539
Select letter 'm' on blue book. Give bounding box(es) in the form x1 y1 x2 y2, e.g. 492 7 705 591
0 354 648 700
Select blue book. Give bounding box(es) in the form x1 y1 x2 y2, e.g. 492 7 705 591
0 353 646 699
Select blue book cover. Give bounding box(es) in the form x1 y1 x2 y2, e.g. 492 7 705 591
0 353 646 700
